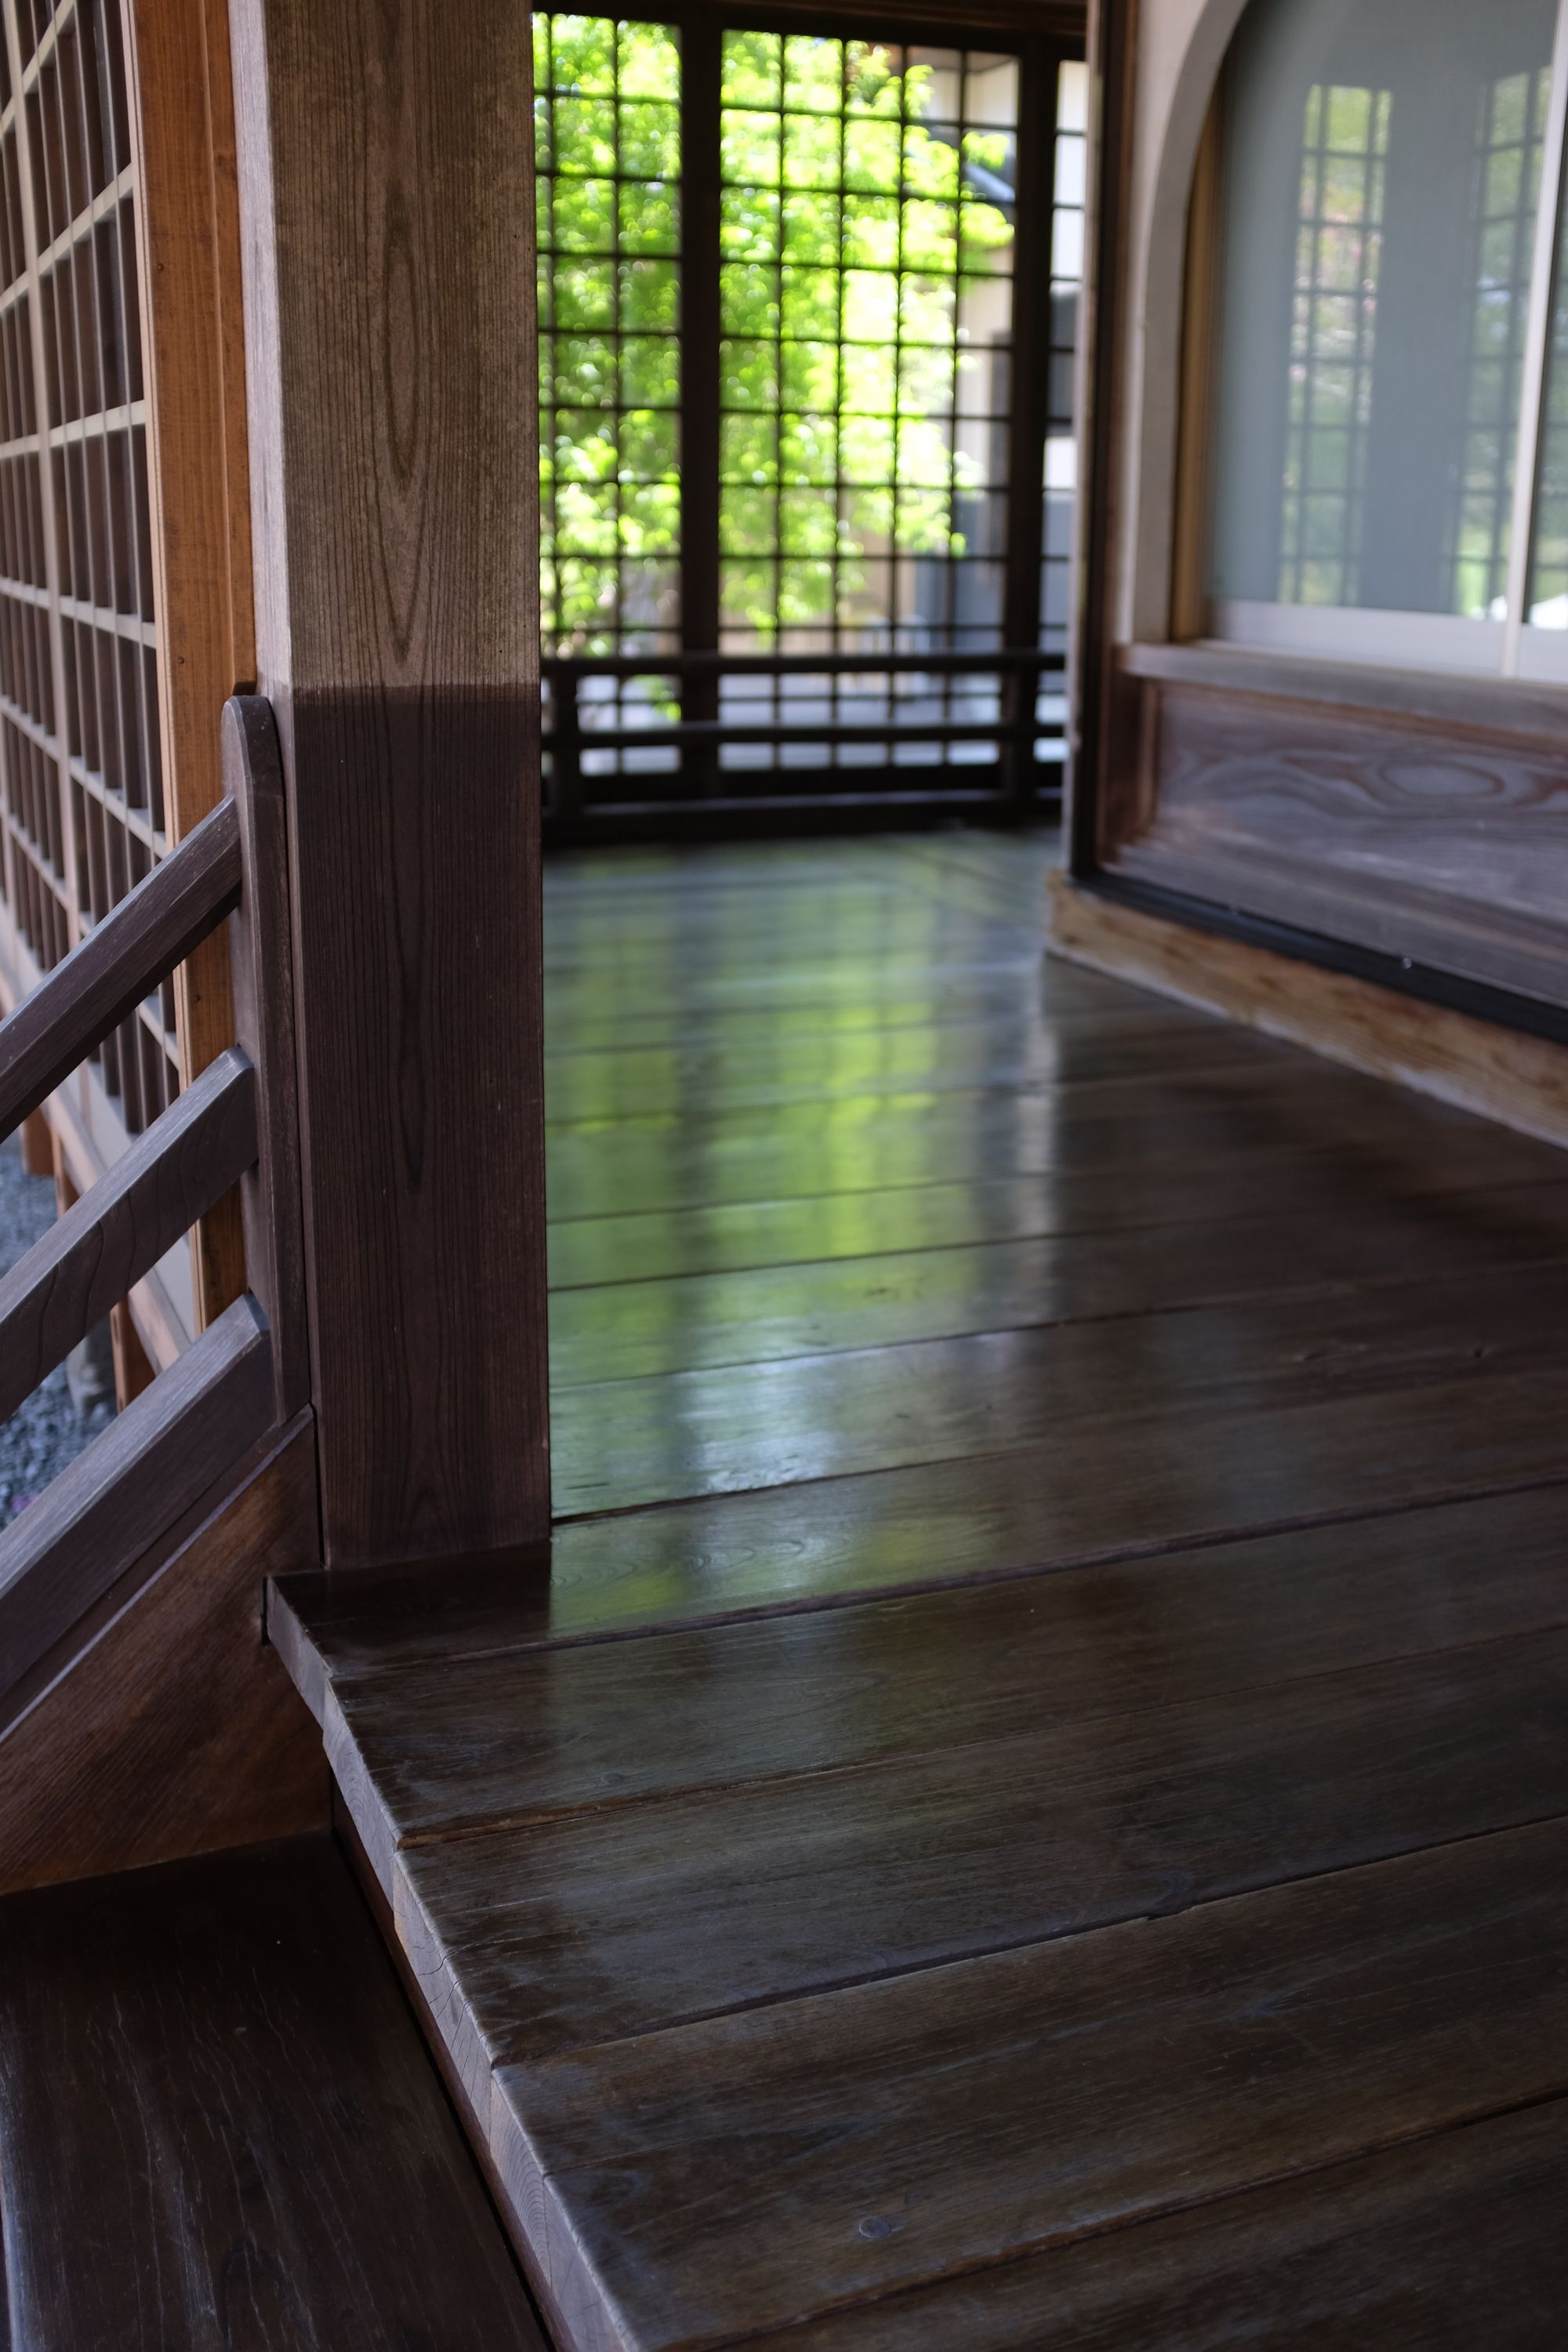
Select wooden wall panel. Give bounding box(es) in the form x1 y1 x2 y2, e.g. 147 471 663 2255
1105 677 1568 1009
228 0 550 1565
0 1414 326 1897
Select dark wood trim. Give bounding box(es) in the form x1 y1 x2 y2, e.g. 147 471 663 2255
648 0 1083 39
0 800 242 1144
1168 99 1221 644
998 33 1058 808
1067 0 1137 876
678 9 722 799
545 783 1063 847
0 1294 277 1715
224 697 310 1423
0 1050 258 1425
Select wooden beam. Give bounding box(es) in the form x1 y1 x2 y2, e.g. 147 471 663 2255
127 0 259 1330
228 0 549 1564
1047 873 1568 1152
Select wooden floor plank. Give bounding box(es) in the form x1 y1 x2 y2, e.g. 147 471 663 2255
488 1819 1568 2351
544 1062 1563 1217
549 1186 1568 1383
546 1163 1568 1287
734 2100 1568 2351
267 836 1568 2351
542 1007 1283 1126
550 1261 1568 1513
272 1435 1568 1679
541 968 1130 1058
393 1630 1568 2069
542 960 1134 1052
0 1835 543 2350
307 1487 1568 1843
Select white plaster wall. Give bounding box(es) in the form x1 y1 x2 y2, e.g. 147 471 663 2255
1111 0 1250 644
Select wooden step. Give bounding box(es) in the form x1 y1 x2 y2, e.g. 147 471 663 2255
0 1835 545 2350
275 1490 1568 2351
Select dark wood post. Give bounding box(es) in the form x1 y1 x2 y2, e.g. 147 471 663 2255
228 0 550 1565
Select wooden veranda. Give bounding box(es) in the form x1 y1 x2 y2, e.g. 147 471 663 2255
2 0 1568 2342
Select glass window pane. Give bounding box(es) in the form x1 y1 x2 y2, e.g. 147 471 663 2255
1209 0 1556 655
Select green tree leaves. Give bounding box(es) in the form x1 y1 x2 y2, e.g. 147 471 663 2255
535 15 1016 652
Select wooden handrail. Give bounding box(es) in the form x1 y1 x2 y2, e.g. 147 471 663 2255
0 1050 259 1425
0 796 242 1144
0 1294 276 1713
0 698 312 1726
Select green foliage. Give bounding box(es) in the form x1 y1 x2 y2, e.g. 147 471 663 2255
535 15 1014 652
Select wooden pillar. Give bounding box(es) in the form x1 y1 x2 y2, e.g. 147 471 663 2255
127 0 258 1334
227 0 549 1566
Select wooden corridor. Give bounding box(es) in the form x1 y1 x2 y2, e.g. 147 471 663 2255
273 832 1568 2349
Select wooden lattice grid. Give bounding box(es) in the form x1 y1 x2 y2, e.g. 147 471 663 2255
0 0 177 1140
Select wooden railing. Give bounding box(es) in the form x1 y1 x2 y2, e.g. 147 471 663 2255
542 646 1068 830
0 700 304 1720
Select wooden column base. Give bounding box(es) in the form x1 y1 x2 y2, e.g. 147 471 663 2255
1047 873 1568 1154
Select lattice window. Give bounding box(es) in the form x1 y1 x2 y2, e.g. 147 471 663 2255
713 34 1015 775
1279 82 1391 608
535 13 683 774
533 9 1082 820
0 0 174 1135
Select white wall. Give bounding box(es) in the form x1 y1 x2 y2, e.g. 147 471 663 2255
1108 0 1250 644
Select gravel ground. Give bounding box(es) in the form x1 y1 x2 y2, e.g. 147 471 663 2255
0 1135 106 1526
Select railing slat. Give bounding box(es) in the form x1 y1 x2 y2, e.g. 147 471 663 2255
0 797 243 1143
0 1294 276 1713
0 1050 259 1425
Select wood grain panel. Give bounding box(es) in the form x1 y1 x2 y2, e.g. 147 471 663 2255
739 2100 1568 2350
229 0 548 1562
489 1820 1568 2350
1112 679 1568 1006
0 1836 544 2346
0 1417 324 1896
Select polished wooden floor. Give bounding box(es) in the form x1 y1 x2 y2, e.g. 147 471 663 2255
276 833 1568 2349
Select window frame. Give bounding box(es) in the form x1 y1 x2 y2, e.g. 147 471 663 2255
1183 0 1568 684
537 0 1087 834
